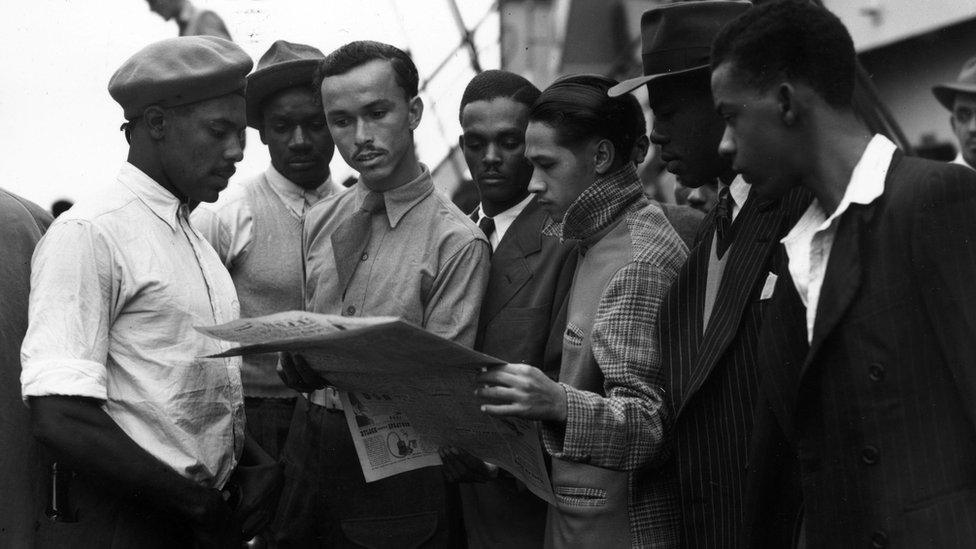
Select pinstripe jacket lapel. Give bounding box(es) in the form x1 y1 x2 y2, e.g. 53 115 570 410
675 192 783 416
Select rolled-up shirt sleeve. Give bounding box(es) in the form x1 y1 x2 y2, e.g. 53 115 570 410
21 219 116 401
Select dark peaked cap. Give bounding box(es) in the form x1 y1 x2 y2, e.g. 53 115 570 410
246 40 326 129
608 1 750 97
109 36 252 120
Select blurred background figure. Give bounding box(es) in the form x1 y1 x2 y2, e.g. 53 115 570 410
933 56 976 170
50 198 73 218
145 0 232 40
0 189 51 549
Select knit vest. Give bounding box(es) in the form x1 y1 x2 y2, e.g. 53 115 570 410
234 175 306 398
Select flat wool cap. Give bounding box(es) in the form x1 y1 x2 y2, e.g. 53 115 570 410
109 36 253 120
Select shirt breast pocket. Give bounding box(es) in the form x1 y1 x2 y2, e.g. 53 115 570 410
564 322 585 348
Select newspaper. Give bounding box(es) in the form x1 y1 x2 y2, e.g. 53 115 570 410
197 311 555 504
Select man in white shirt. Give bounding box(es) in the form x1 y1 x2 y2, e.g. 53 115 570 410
711 2 976 545
932 56 976 170
192 40 343 461
21 36 278 547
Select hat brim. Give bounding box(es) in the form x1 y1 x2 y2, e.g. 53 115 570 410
246 59 321 129
932 82 976 111
608 64 709 97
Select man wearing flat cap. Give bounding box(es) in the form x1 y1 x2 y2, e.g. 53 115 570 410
146 0 232 41
609 2 809 546
22 36 279 547
192 40 343 464
933 57 976 171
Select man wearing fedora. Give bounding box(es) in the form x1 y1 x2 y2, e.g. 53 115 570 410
609 2 809 546
193 40 343 461
933 57 976 171
22 36 280 547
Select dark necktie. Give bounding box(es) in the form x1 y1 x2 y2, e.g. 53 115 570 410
478 215 495 241
714 186 734 260
331 192 385 297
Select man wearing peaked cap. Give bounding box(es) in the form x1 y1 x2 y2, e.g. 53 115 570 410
611 2 811 547
933 56 976 171
22 36 281 547
192 40 341 468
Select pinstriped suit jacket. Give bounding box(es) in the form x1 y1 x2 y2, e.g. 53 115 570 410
658 185 810 548
749 153 976 548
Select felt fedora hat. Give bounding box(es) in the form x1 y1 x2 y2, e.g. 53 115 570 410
608 1 750 97
246 40 326 129
932 56 976 110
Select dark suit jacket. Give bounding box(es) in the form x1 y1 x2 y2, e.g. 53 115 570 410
658 185 809 548
750 153 976 548
462 197 577 548
658 201 704 250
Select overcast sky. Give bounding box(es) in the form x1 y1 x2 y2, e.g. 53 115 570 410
0 0 498 210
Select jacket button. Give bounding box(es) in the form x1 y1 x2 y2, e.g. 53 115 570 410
345 306 356 316
360 252 369 261
861 445 879 465
868 362 885 382
871 529 888 547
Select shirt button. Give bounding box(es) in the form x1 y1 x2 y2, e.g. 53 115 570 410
361 252 369 261
345 306 356 316
868 362 885 382
861 445 879 465
871 529 888 548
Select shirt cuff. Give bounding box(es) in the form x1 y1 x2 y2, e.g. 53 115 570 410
21 358 108 403
541 383 593 462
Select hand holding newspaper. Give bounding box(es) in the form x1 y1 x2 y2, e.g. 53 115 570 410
196 311 555 505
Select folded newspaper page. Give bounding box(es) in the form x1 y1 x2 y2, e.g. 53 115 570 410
196 311 555 505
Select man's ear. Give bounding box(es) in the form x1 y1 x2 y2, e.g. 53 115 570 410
408 96 424 131
777 82 798 126
594 138 615 175
144 105 167 140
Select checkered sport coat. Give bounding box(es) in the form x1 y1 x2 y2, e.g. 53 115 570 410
541 164 688 547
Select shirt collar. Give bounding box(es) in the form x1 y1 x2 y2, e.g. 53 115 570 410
356 165 434 228
550 163 644 243
952 152 974 169
781 134 895 244
476 193 533 232
117 162 186 232
265 164 338 217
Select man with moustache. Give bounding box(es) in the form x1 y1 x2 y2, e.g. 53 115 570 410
608 3 810 546
933 57 976 170
711 2 976 545
193 40 343 460
440 69 577 549
275 41 490 548
21 36 279 547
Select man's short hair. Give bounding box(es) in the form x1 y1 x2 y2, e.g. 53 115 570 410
530 74 643 160
313 40 419 100
711 0 856 108
458 70 541 122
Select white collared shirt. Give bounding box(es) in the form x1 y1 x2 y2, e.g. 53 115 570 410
721 174 751 223
951 152 974 170
191 164 343 267
781 134 897 342
21 162 245 488
475 194 534 251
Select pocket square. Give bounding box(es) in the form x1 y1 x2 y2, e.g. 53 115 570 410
760 272 778 300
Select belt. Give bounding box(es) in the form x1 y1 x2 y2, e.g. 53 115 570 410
305 386 343 412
